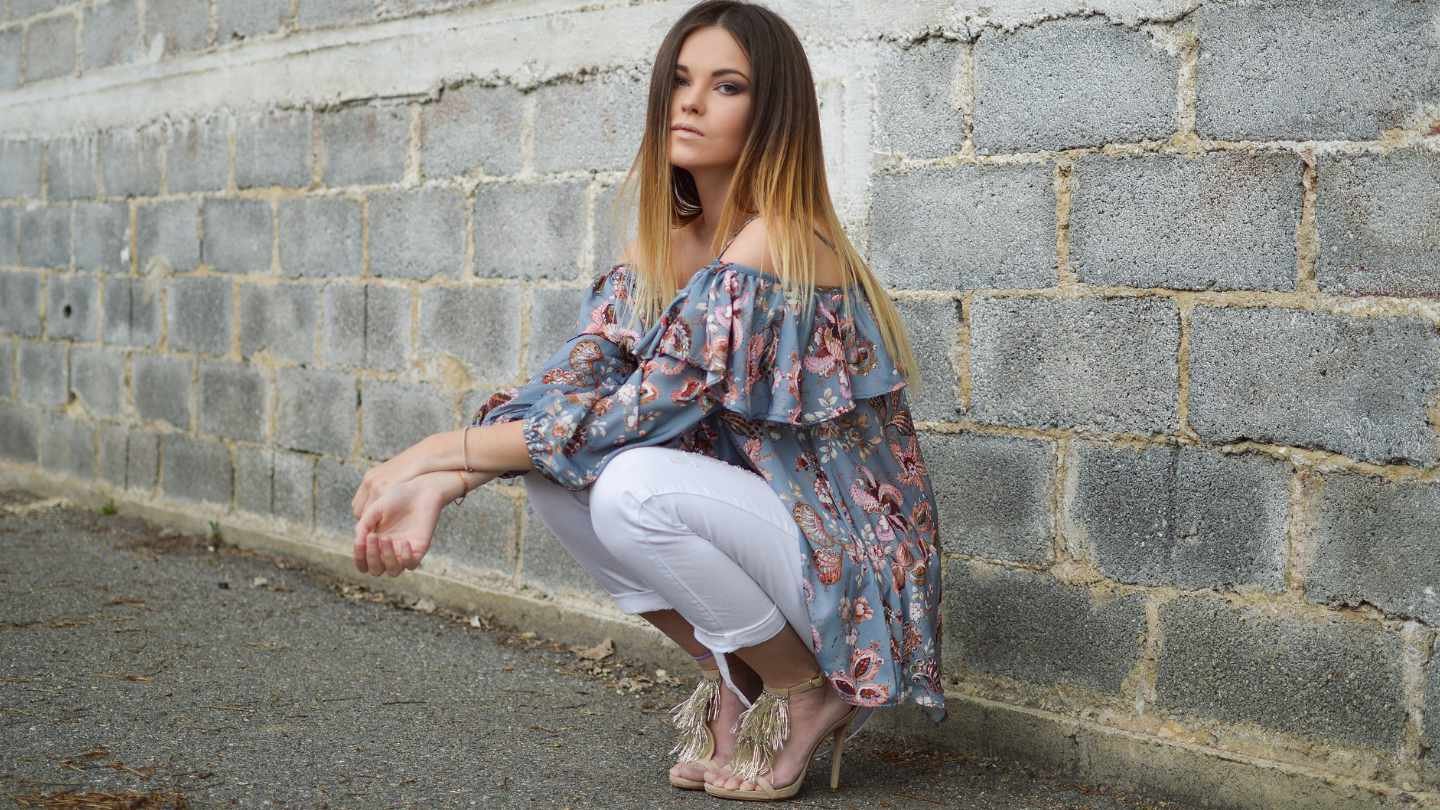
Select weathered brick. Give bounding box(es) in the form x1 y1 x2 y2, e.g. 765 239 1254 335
318 104 410 187
419 82 524 179
944 560 1147 692
98 124 164 198
1194 0 1440 140
38 411 94 479
314 457 363 535
0 402 40 461
1066 442 1289 590
0 29 19 90
1070 152 1300 291
1308 472 1440 624
17 339 66 406
125 430 158 492
360 283 410 371
873 38 966 160
19 205 70 269
474 180 587 280
524 285 585 378
199 361 267 442
235 108 311 189
216 0 289 43
69 345 124 416
97 422 127 487
160 433 231 506
358 379 451 460
101 276 160 347
970 296 1179 433
870 163 1055 291
73 202 129 274
143 0 209 57
417 285 522 386
891 296 961 422
0 270 43 336
25 14 76 83
137 198 201 272
1314 149 1440 298
46 133 98 201
275 366 355 456
202 198 273 274
276 196 362 277
272 449 314 526
532 71 646 174
44 273 99 341
973 15 1177 153
132 354 191 430
1157 595 1406 749
368 187 465 279
83 0 142 70
0 139 43 198
319 282 366 368
164 112 232 194
234 444 272 515
923 431 1053 561
431 483 515 582
166 276 231 355
1189 307 1440 467
297 0 375 29
238 281 317 364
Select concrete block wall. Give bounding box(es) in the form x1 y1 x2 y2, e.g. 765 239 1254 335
1 1 1438 806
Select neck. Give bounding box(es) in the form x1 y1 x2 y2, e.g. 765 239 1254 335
685 163 740 248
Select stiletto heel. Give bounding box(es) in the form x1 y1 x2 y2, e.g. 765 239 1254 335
703 672 860 802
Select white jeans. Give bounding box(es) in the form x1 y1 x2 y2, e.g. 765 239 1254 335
521 446 812 708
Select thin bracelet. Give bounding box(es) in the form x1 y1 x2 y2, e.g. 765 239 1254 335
462 424 474 472
452 470 467 506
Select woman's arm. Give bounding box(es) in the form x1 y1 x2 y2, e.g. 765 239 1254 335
411 421 533 478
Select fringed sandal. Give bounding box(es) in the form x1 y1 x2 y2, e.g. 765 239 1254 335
703 671 859 802
668 668 723 789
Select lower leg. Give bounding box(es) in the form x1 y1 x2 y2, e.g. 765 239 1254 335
708 624 857 792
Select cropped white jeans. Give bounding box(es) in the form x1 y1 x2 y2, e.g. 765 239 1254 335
521 446 812 708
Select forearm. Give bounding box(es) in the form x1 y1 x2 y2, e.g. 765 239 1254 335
417 420 534 477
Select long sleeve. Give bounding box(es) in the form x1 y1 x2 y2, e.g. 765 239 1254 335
468 264 640 480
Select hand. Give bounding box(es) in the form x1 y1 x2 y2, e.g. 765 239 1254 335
352 472 449 577
351 439 430 519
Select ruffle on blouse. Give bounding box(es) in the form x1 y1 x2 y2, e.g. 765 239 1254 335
633 260 908 426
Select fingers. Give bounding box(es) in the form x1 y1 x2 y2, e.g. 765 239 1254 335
378 536 401 576
366 531 385 576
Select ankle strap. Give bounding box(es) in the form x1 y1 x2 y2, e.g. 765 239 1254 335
698 667 722 681
762 671 826 697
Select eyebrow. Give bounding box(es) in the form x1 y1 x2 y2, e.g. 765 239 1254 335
675 64 749 80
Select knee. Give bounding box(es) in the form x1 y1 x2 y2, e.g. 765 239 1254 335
588 448 668 549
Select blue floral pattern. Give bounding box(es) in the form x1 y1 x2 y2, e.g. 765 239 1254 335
471 259 945 723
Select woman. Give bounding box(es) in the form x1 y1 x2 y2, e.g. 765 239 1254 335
349 1 945 801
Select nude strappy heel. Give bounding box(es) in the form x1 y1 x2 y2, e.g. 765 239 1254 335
703 671 859 802
668 668 723 789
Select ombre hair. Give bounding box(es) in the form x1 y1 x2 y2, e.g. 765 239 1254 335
601 0 920 388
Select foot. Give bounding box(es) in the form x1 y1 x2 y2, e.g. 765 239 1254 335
669 670 753 784
704 677 854 794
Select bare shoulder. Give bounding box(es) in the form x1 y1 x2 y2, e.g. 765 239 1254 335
719 217 845 286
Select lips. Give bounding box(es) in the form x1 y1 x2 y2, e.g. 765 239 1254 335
672 124 703 135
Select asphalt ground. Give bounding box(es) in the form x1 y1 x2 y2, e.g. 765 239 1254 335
0 488 1198 809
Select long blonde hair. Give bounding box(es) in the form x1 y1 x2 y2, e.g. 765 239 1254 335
600 0 919 388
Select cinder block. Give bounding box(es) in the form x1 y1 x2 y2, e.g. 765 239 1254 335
973 15 1176 153
1315 149 1440 298
164 112 232 194
83 0 142 70
44 273 99 341
969 296 1180 434
238 281 317 364
358 379 451 460
368 187 465 279
216 0 289 43
125 429 158 492
1194 0 1440 140
234 443 272 515
297 0 375 29
418 284 521 386
891 296 962 422
276 196 362 277
318 104 410 187
0 402 40 462
524 285 586 377
1066 442 1289 589
17 339 66 406
143 0 210 57
166 275 231 355
137 199 201 273
1189 306 1440 467
73 202 130 274
132 353 191 430
1309 472 1440 624
319 282 366 368
0 337 12 399
202 198 272 274
1156 595 1406 750
1 270 43 336
923 431 1053 561
359 283 410 371
199 360 267 442
0 29 19 90
46 133 98 201
532 71 646 174
235 108 311 189
315 456 363 535
97 423 127 487
943 559 1147 693
873 38 966 160
98 124 164 198
0 139 43 198
25 14 76 83
275 366 355 456
419 82 524 179
432 483 516 581
0 208 18 266
473 180 587 280
1070 152 1299 291
101 276 161 347
19 205 70 269
70 345 125 416
160 432 232 506
39 411 94 479
272 449 315 526
870 163 1056 291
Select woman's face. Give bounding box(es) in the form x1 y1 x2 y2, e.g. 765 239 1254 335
669 26 752 170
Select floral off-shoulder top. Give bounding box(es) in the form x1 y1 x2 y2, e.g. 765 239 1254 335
470 258 946 723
